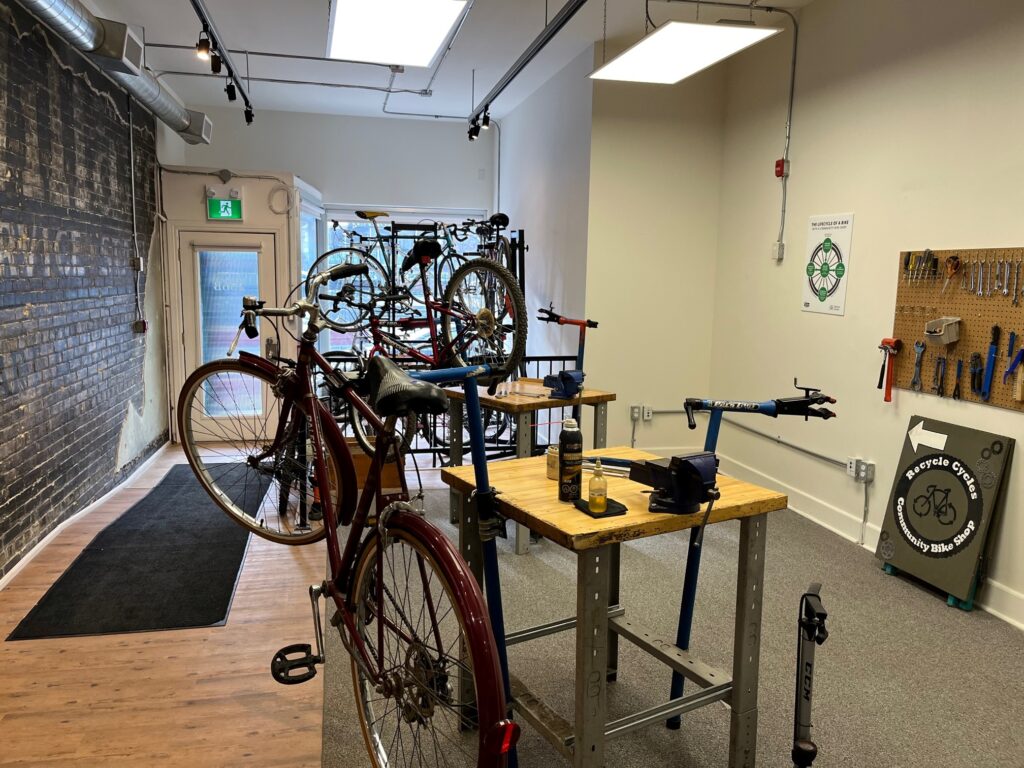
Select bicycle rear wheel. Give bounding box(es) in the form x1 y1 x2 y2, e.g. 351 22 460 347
440 258 527 378
349 510 513 768
178 359 344 545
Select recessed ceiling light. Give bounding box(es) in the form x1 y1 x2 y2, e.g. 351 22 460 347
328 0 468 68
590 21 781 85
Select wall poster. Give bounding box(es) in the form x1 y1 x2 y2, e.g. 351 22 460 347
802 213 854 315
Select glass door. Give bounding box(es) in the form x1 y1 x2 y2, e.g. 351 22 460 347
179 231 278 442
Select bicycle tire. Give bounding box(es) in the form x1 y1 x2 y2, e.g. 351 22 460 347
305 247 388 332
349 509 511 768
178 359 345 545
349 401 417 460
440 258 527 379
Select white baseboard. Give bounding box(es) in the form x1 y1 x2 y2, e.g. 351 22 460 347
0 442 170 592
716 451 1024 632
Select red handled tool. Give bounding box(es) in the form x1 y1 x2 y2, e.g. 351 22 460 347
877 338 902 403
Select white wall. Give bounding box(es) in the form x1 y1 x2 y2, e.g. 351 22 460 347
586 56 726 449
183 106 493 211
497 47 594 357
709 0 1024 626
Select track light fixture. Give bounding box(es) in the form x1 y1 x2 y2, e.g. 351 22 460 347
224 79 236 101
244 106 254 125
481 110 491 130
196 29 211 60
210 51 222 74
467 120 480 141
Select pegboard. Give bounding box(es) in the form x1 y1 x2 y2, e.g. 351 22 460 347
890 249 1024 411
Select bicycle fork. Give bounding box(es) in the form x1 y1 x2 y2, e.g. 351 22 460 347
270 583 327 685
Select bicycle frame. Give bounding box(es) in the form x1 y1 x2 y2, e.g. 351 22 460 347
233 346 507 711
363 261 506 370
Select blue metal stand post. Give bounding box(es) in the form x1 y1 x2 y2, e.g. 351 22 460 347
667 410 723 729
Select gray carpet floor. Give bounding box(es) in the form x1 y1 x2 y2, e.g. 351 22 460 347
323 489 1024 767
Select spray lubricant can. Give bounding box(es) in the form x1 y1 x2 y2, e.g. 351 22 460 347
558 417 583 502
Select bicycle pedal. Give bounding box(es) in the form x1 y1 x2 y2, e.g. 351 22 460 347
270 643 322 685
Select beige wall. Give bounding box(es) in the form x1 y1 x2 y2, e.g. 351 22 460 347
498 47 594 357
183 106 493 211
585 62 726 449
708 0 1024 625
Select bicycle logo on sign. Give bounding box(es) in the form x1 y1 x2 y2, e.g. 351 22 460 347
912 484 957 526
806 237 846 303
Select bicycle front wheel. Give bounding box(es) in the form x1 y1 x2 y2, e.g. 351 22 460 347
178 359 345 545
306 247 388 332
349 511 511 768
440 258 527 377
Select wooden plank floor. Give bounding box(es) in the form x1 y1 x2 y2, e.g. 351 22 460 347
0 446 326 767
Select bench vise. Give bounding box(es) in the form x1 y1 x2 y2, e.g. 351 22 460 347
543 369 585 399
629 451 719 514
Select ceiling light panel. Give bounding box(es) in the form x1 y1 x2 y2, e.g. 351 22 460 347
328 0 467 67
590 21 781 85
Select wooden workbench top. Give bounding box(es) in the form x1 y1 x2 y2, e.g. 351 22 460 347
444 378 616 414
441 447 788 551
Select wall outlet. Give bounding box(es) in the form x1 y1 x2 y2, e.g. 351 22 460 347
629 405 641 422
771 241 785 262
642 405 653 421
130 256 144 272
847 457 875 483
131 319 147 334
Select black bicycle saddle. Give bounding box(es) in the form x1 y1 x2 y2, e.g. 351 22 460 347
367 356 448 417
401 239 442 272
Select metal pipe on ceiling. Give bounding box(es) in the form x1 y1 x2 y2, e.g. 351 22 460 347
145 42 399 71
16 0 210 142
156 69 430 96
468 0 590 124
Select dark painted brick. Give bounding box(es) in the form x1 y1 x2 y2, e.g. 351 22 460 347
0 1 164 578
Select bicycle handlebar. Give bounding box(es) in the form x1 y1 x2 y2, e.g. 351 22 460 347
683 379 837 429
536 304 598 328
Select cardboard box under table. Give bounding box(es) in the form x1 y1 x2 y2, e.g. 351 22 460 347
441 446 788 768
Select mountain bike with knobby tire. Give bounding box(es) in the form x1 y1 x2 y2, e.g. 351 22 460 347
176 262 520 767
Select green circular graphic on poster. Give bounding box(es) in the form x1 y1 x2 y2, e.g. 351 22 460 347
807 238 845 301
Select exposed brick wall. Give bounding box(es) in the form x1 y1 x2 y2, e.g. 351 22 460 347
0 1 165 577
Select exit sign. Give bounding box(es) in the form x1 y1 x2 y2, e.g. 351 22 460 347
207 198 242 220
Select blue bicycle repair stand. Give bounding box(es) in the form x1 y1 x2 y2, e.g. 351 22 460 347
415 367 518 767
667 402 773 729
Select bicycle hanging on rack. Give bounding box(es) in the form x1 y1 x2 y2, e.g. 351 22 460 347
176 263 521 767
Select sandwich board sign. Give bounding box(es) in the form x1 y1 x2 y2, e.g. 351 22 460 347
875 416 1013 608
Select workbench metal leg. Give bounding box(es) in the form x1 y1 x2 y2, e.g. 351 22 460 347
455 489 483 588
729 514 767 768
606 543 620 682
514 411 532 555
575 546 610 768
448 403 464 524
593 402 608 449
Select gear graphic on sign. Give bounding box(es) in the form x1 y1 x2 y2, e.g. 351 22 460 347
806 237 846 303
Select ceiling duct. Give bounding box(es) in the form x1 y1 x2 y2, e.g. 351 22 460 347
17 0 212 144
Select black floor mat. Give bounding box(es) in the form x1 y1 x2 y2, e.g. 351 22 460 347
7 464 268 640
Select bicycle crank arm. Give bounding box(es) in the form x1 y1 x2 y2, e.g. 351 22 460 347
270 583 327 685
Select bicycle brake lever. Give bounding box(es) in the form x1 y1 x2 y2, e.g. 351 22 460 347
808 407 836 420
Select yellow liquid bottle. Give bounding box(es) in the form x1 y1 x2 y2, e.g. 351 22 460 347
589 459 608 514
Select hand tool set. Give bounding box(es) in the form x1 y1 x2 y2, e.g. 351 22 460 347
889 249 1024 409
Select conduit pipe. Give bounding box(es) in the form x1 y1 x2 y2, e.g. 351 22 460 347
17 0 211 143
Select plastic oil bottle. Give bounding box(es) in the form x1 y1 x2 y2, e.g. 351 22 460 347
588 458 608 514
558 417 583 502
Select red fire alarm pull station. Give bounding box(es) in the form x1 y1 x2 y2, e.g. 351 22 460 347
775 158 790 178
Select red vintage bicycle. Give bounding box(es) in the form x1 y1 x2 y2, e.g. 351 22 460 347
177 262 519 767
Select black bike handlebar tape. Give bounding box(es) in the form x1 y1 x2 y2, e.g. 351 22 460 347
326 262 370 282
